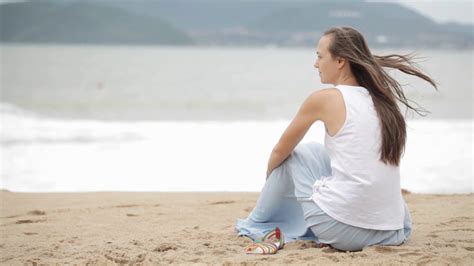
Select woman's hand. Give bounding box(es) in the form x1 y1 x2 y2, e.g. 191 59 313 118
265 150 286 180
266 169 272 180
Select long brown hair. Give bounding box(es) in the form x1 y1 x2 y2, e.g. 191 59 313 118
323 26 438 166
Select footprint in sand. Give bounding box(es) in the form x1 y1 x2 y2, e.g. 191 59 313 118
373 245 409 253
435 216 474 229
322 255 340 262
448 239 474 244
257 257 276 261
349 253 368 258
415 255 436 265
284 240 318 250
212 250 226 255
448 216 471 223
425 241 457 249
433 228 474 234
115 204 139 208
3 210 46 219
0 255 14 263
104 250 147 264
130 240 143 246
210 200 235 205
452 228 474 232
153 243 178 252
3 214 21 219
400 251 423 257
27 210 46 216
15 219 45 224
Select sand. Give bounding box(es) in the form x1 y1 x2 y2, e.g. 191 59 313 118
0 190 473 265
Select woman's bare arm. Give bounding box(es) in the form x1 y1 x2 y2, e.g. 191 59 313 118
266 89 332 178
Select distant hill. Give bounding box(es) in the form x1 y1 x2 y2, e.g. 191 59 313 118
1 0 472 48
0 1 193 45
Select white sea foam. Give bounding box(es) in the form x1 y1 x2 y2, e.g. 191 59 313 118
0 103 472 193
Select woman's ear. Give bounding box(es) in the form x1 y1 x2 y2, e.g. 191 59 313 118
337 57 346 69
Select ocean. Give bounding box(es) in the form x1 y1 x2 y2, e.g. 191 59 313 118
0 44 472 193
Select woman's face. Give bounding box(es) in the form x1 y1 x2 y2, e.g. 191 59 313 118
314 35 340 85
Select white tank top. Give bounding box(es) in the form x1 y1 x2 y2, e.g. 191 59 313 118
311 84 405 230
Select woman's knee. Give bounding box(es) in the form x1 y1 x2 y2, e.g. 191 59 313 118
292 142 325 159
300 142 332 175
309 142 330 162
291 143 309 157
308 141 325 151
294 141 323 151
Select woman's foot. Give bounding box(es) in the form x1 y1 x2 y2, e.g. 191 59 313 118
245 227 285 254
244 242 279 254
260 226 285 249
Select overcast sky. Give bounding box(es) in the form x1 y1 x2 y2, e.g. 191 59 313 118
392 0 473 25
1 0 473 25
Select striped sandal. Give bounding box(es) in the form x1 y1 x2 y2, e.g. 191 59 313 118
261 226 285 249
244 242 279 254
245 227 285 254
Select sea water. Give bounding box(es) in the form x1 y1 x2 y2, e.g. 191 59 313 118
0 45 472 193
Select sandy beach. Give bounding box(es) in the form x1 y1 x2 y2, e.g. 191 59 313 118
0 190 473 265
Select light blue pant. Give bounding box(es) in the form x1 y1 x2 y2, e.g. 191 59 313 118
235 142 412 252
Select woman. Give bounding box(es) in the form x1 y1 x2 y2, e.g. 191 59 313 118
235 26 437 252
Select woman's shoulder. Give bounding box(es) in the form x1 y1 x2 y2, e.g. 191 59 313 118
311 87 340 96
309 87 343 103
305 88 344 123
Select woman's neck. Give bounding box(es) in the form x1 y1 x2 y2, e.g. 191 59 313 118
335 76 360 87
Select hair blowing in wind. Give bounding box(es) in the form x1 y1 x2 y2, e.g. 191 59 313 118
323 26 438 166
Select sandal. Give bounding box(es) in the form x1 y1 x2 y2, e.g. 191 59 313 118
244 242 279 254
260 226 285 249
245 227 285 254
